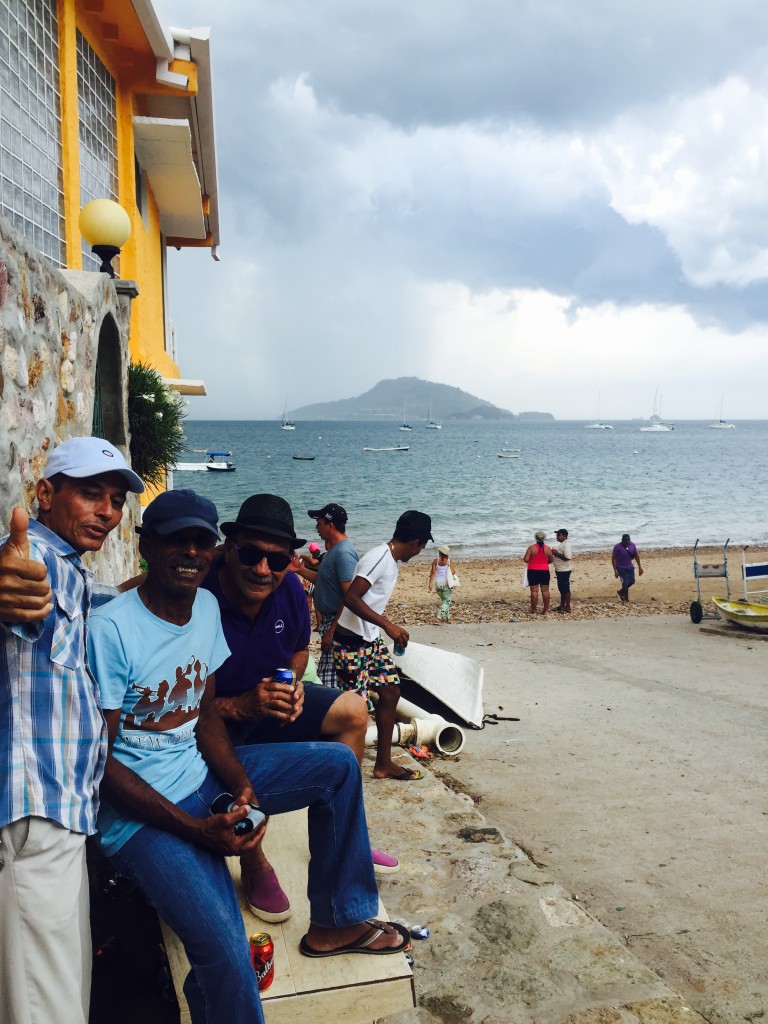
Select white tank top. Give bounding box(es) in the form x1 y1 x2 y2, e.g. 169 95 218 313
435 562 449 585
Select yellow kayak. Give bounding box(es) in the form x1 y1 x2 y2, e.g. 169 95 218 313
712 596 768 633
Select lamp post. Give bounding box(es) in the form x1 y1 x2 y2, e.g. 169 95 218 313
79 198 131 278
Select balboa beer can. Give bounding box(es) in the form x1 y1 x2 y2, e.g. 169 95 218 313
274 667 297 688
250 931 275 991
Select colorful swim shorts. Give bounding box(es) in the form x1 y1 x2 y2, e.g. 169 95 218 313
332 634 399 707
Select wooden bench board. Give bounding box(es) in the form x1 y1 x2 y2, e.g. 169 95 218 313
160 809 415 1023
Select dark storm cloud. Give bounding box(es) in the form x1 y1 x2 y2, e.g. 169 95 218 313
157 0 768 418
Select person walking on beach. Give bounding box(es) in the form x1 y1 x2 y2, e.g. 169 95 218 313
612 533 643 602
333 511 433 781
523 530 553 614
551 528 573 613
428 545 458 623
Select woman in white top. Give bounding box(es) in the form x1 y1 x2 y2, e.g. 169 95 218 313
428 545 457 623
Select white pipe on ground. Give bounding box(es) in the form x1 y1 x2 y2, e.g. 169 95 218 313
364 695 467 755
395 696 466 754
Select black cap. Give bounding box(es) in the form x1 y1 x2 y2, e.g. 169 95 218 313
556 528 568 537
138 490 219 537
393 510 433 543
307 503 348 529
221 494 306 547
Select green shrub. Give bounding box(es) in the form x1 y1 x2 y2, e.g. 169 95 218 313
127 362 187 488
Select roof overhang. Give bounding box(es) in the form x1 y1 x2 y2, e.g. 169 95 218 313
133 117 206 238
164 378 207 396
130 2 220 252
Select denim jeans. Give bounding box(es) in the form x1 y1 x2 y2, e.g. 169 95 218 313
110 742 379 1024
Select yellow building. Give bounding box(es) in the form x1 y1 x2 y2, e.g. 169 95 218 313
0 0 217 387
0 0 219 573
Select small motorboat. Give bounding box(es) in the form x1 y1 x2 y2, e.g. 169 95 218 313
497 451 519 459
292 455 315 461
205 451 236 472
362 445 410 452
712 597 768 633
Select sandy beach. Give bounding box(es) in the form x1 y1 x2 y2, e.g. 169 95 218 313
388 545 767 625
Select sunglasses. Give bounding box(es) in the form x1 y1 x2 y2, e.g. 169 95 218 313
232 542 292 572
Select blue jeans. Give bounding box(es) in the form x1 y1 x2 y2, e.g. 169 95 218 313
110 742 379 1024
617 565 635 589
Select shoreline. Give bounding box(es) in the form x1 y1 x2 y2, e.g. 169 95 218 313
387 544 766 625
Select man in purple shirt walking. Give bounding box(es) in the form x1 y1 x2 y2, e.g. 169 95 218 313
612 533 644 602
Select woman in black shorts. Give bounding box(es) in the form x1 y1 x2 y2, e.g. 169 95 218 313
523 529 554 614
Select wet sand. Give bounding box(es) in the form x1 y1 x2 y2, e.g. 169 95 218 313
390 545 766 625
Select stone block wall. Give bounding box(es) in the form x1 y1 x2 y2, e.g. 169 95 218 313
0 213 141 584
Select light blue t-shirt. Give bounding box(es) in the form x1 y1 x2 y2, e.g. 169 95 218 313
313 538 360 617
87 588 230 856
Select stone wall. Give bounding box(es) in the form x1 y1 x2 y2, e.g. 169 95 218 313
0 213 141 584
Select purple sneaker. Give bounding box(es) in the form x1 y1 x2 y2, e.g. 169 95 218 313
372 848 400 875
242 867 292 922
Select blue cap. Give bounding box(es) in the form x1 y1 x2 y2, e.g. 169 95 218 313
44 436 144 493
139 490 219 538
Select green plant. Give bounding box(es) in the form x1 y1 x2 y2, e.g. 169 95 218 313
127 362 187 488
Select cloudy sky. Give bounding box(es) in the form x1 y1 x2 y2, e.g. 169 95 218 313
158 0 768 421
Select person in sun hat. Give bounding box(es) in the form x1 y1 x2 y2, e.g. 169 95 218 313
428 543 459 623
85 488 411 1024
200 494 399 924
333 510 433 782
523 529 554 614
0 435 144 1024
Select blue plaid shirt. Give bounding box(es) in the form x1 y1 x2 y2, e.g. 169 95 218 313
0 520 112 835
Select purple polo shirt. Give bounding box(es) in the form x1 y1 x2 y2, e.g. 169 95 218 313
612 541 637 570
202 558 311 698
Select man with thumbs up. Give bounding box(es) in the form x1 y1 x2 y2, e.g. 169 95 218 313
0 436 143 1024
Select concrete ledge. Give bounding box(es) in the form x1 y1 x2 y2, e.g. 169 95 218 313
160 809 414 1023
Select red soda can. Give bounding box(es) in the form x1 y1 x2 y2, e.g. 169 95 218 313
249 931 275 991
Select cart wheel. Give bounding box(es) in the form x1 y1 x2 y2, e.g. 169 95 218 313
690 601 703 624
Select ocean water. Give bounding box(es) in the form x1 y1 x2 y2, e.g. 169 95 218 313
173 420 768 559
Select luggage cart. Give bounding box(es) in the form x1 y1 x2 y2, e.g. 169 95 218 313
690 539 730 623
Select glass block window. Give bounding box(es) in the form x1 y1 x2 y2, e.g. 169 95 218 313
0 0 66 266
77 30 118 271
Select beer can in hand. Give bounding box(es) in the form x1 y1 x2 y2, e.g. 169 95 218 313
250 932 275 991
274 667 297 689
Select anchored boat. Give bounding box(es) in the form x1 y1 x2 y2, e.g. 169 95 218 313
205 451 236 472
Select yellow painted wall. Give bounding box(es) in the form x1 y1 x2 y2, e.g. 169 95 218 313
61 1 183 378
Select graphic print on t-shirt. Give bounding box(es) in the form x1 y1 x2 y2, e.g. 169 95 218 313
124 655 209 730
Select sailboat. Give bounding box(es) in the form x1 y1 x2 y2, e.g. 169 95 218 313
426 400 442 429
708 396 735 430
584 392 613 429
281 400 296 431
399 399 413 431
640 390 674 432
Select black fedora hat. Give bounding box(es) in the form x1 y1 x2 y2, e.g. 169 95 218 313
220 494 306 547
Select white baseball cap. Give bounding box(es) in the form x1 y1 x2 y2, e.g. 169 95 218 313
44 437 144 493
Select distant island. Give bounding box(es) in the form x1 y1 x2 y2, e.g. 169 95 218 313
290 377 554 422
